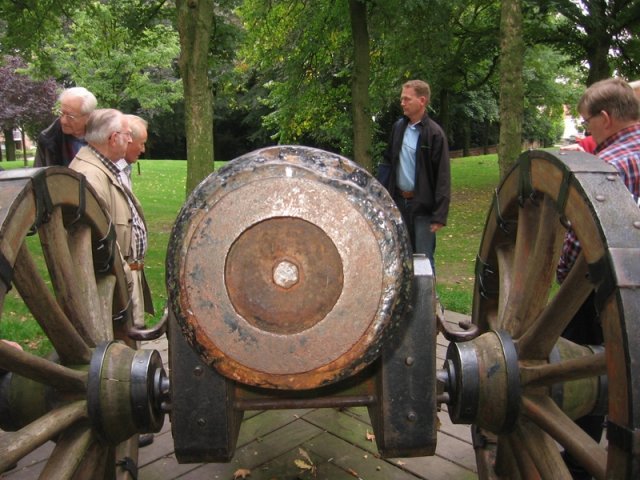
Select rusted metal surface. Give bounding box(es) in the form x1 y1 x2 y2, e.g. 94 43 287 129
225 217 344 334
167 146 412 389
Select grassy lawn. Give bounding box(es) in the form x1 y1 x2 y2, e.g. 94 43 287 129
438 154 500 313
0 153 500 352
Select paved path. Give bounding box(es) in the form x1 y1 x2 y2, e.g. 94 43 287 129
3 311 479 480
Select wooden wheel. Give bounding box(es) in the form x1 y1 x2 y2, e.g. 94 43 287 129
0 167 159 479
464 150 640 479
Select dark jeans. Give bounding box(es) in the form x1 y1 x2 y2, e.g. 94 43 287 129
393 194 436 273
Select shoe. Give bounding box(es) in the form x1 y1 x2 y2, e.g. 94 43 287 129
138 433 154 448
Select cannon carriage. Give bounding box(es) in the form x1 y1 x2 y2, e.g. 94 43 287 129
0 146 638 479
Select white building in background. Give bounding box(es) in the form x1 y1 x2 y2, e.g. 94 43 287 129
560 105 584 144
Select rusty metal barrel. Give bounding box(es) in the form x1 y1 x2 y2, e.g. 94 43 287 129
166 146 412 389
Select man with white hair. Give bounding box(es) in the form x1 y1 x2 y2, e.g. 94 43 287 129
116 114 155 323
69 109 153 329
115 114 149 190
34 87 97 167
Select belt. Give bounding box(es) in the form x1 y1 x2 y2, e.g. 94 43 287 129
128 260 144 271
398 189 414 199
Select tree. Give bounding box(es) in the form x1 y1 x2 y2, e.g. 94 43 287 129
37 1 182 113
238 0 357 154
534 0 640 84
349 0 373 171
176 0 215 193
0 56 58 163
497 0 524 178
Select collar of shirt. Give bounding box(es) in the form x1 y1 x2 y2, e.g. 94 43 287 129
90 145 121 177
115 158 129 171
595 123 640 157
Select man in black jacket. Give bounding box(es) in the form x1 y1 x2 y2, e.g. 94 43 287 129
378 79 451 272
34 87 97 167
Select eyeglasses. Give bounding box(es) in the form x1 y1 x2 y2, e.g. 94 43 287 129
114 131 133 139
54 108 86 122
581 111 602 128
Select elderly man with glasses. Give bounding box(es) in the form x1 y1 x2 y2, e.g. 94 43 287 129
557 77 640 479
34 87 97 167
69 109 153 330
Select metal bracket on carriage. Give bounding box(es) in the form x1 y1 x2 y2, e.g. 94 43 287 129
128 306 168 341
436 307 480 342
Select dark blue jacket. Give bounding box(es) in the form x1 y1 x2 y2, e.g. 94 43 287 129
378 113 451 225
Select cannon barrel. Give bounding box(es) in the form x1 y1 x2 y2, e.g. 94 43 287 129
166 145 413 390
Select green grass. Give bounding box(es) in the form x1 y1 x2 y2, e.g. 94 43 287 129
437 154 500 314
0 153 500 351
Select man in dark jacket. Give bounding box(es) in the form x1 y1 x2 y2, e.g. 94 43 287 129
378 79 451 272
34 87 97 167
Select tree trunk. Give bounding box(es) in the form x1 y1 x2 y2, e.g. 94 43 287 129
462 117 471 157
585 41 612 85
348 0 372 172
176 0 215 195
4 129 16 163
497 0 524 180
21 128 28 166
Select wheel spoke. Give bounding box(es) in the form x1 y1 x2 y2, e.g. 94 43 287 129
0 340 87 392
514 418 573 480
505 434 539 479
522 395 606 480
39 422 93 479
0 400 87 472
520 350 606 388
39 207 97 345
13 243 92 364
72 443 114 479
115 436 139 480
67 224 112 342
503 196 563 338
96 274 119 335
495 244 514 330
516 253 591 359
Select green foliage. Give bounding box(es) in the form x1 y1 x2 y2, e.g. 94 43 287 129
238 0 354 151
234 0 581 160
521 45 582 145
0 0 83 56
528 0 640 82
34 1 182 113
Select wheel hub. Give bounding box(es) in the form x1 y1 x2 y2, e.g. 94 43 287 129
87 342 168 444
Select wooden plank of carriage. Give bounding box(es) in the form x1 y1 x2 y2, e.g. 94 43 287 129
2 311 478 480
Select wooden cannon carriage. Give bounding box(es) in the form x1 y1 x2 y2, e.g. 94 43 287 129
0 146 638 479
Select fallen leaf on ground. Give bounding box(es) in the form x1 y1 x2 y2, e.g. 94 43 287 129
298 447 313 464
365 430 375 442
294 459 314 471
233 468 251 479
